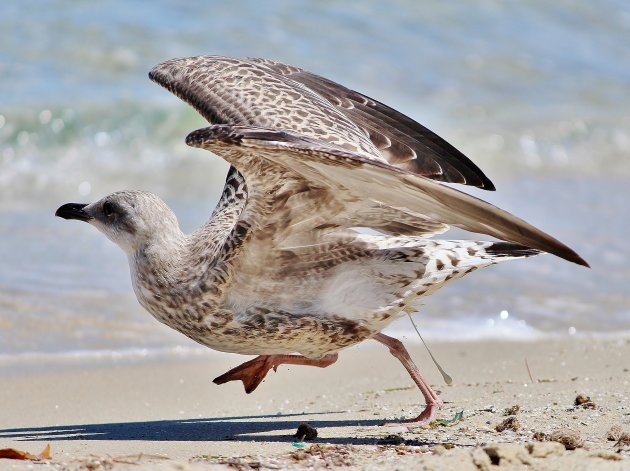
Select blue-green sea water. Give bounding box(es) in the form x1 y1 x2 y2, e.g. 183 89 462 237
1 1 629 365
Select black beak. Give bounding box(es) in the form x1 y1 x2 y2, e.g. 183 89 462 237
55 203 92 222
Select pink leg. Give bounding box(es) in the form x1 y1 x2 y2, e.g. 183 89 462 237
213 353 338 393
374 333 443 425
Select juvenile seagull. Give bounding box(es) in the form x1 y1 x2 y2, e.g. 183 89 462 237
56 56 588 424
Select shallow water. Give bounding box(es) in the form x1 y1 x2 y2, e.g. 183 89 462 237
1 1 629 361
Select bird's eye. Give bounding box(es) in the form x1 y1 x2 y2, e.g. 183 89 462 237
102 201 116 218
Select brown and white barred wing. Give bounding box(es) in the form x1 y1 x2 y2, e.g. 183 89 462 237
248 57 495 189
186 124 587 267
149 55 380 159
150 55 494 188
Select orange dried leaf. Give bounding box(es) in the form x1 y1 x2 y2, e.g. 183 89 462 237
0 448 38 460
0 444 51 461
38 444 52 460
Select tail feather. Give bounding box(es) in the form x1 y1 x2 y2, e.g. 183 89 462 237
484 242 541 259
392 239 543 313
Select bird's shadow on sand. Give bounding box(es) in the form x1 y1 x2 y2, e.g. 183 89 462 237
0 412 439 446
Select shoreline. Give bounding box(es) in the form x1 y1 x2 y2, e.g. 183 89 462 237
1 338 629 469
3 331 629 374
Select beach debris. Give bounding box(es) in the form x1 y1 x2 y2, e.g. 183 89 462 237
503 404 520 416
387 444 418 455
291 444 354 467
430 410 464 427
574 393 596 409
606 424 624 441
294 423 318 442
549 429 584 450
208 457 263 469
525 358 535 383
615 432 630 448
532 431 548 441
196 455 229 461
70 453 170 469
193 454 270 469
291 442 306 448
376 434 405 445
495 416 520 432
0 444 50 461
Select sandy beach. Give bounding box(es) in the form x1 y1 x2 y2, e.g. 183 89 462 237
1 337 628 470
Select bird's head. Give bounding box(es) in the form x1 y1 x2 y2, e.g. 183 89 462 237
55 190 183 255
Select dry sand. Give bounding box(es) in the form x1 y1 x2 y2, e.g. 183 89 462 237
1 337 629 470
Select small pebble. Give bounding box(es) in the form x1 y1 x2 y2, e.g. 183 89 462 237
549 429 584 450
606 424 623 441
294 423 318 442
574 394 596 409
495 417 519 432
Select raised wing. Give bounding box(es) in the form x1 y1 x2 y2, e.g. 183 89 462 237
150 55 495 189
249 57 495 190
186 124 588 268
149 56 380 159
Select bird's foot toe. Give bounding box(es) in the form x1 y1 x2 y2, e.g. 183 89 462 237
382 403 441 429
213 355 275 394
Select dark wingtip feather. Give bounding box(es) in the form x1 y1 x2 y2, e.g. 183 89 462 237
569 253 590 268
486 242 590 268
485 242 541 258
480 176 496 191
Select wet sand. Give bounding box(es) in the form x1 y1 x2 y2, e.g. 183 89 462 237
1 337 629 470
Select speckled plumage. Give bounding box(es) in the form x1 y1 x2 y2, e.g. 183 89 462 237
149 55 498 189
56 56 587 423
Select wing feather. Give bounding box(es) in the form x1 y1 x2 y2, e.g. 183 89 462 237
248 58 495 189
186 125 588 267
150 55 495 189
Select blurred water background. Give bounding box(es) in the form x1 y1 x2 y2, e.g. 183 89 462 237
1 1 629 366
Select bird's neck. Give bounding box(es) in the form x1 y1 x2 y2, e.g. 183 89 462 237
129 168 248 320
128 230 191 297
